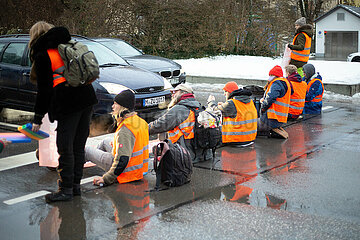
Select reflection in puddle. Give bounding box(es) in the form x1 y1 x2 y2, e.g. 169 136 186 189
220 184 287 211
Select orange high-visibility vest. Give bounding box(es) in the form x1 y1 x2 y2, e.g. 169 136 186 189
306 78 324 103
47 49 66 87
168 110 195 144
265 78 291 123
289 81 307 116
290 32 311 63
222 99 257 144
114 114 149 184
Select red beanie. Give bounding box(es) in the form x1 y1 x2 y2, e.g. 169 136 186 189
269 65 283 77
223 81 239 93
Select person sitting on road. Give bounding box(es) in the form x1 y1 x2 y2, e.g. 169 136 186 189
285 65 307 120
85 90 149 186
302 63 324 115
258 65 292 139
148 83 209 163
207 81 257 147
0 138 11 153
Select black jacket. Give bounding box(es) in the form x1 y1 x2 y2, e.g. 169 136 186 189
31 27 97 124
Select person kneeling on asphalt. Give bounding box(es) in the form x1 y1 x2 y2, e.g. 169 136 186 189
0 138 11 154
258 65 292 139
286 65 307 120
148 83 209 163
302 63 324 115
207 81 257 147
85 90 150 186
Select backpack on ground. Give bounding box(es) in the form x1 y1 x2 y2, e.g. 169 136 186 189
152 140 192 189
189 106 222 152
57 40 100 87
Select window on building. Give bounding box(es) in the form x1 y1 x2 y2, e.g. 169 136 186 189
337 13 345 21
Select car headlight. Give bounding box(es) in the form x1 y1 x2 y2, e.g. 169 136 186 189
163 77 173 90
99 82 130 94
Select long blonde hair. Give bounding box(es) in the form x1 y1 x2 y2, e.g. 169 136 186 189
28 21 54 50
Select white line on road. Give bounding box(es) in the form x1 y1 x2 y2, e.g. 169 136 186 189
0 151 38 172
322 106 334 111
3 190 50 205
3 176 101 205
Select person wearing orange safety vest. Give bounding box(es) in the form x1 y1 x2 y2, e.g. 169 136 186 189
149 83 204 162
29 22 97 203
85 90 149 186
285 65 307 120
287 17 313 78
258 65 292 139
207 81 257 147
302 63 324 115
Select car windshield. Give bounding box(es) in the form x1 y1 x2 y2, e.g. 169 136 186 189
100 40 142 57
80 40 128 66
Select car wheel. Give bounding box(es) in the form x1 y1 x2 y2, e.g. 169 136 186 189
352 57 360 62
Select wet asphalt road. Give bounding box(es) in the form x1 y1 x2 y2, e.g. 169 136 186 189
0 86 360 239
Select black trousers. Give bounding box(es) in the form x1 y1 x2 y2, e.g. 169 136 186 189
56 106 93 188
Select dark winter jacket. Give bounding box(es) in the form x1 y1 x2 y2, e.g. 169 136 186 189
288 24 313 68
260 79 293 128
303 74 323 115
30 27 97 124
149 97 201 160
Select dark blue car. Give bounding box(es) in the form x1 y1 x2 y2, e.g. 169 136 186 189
0 35 172 121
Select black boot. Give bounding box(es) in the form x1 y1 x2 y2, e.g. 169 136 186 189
73 184 81 196
45 181 73 203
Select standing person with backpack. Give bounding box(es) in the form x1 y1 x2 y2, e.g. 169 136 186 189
29 21 98 203
287 17 313 77
207 81 257 147
149 83 207 163
85 90 150 186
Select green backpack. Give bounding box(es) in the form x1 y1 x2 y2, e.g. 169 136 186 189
57 40 100 87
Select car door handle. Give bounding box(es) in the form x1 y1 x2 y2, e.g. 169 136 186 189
23 72 30 77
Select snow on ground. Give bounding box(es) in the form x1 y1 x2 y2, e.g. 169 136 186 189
175 55 360 85
175 55 360 103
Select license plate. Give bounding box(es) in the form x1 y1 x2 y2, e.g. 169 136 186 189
143 96 165 106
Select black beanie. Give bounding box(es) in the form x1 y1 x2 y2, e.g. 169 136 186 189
114 89 135 111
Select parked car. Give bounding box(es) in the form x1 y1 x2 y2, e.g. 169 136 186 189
0 34 172 121
93 38 186 87
347 52 360 62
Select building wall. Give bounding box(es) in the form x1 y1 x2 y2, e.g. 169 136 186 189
316 8 360 57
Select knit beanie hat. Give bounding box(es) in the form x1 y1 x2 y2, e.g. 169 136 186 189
269 65 283 77
295 17 306 26
303 63 315 79
114 89 135 111
223 81 239 93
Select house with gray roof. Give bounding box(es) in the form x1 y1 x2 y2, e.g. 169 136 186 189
314 4 360 60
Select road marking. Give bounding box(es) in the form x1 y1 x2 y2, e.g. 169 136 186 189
4 190 50 205
0 151 38 172
3 176 101 205
322 106 333 111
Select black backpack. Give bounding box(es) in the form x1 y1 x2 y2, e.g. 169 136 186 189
189 106 222 150
153 141 192 189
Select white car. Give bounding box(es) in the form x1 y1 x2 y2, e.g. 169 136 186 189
347 52 360 62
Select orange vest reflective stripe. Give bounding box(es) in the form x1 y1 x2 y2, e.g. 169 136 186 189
265 78 291 123
222 99 257 144
306 78 324 103
114 115 149 184
47 49 66 87
168 110 195 143
290 32 311 62
289 81 307 115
